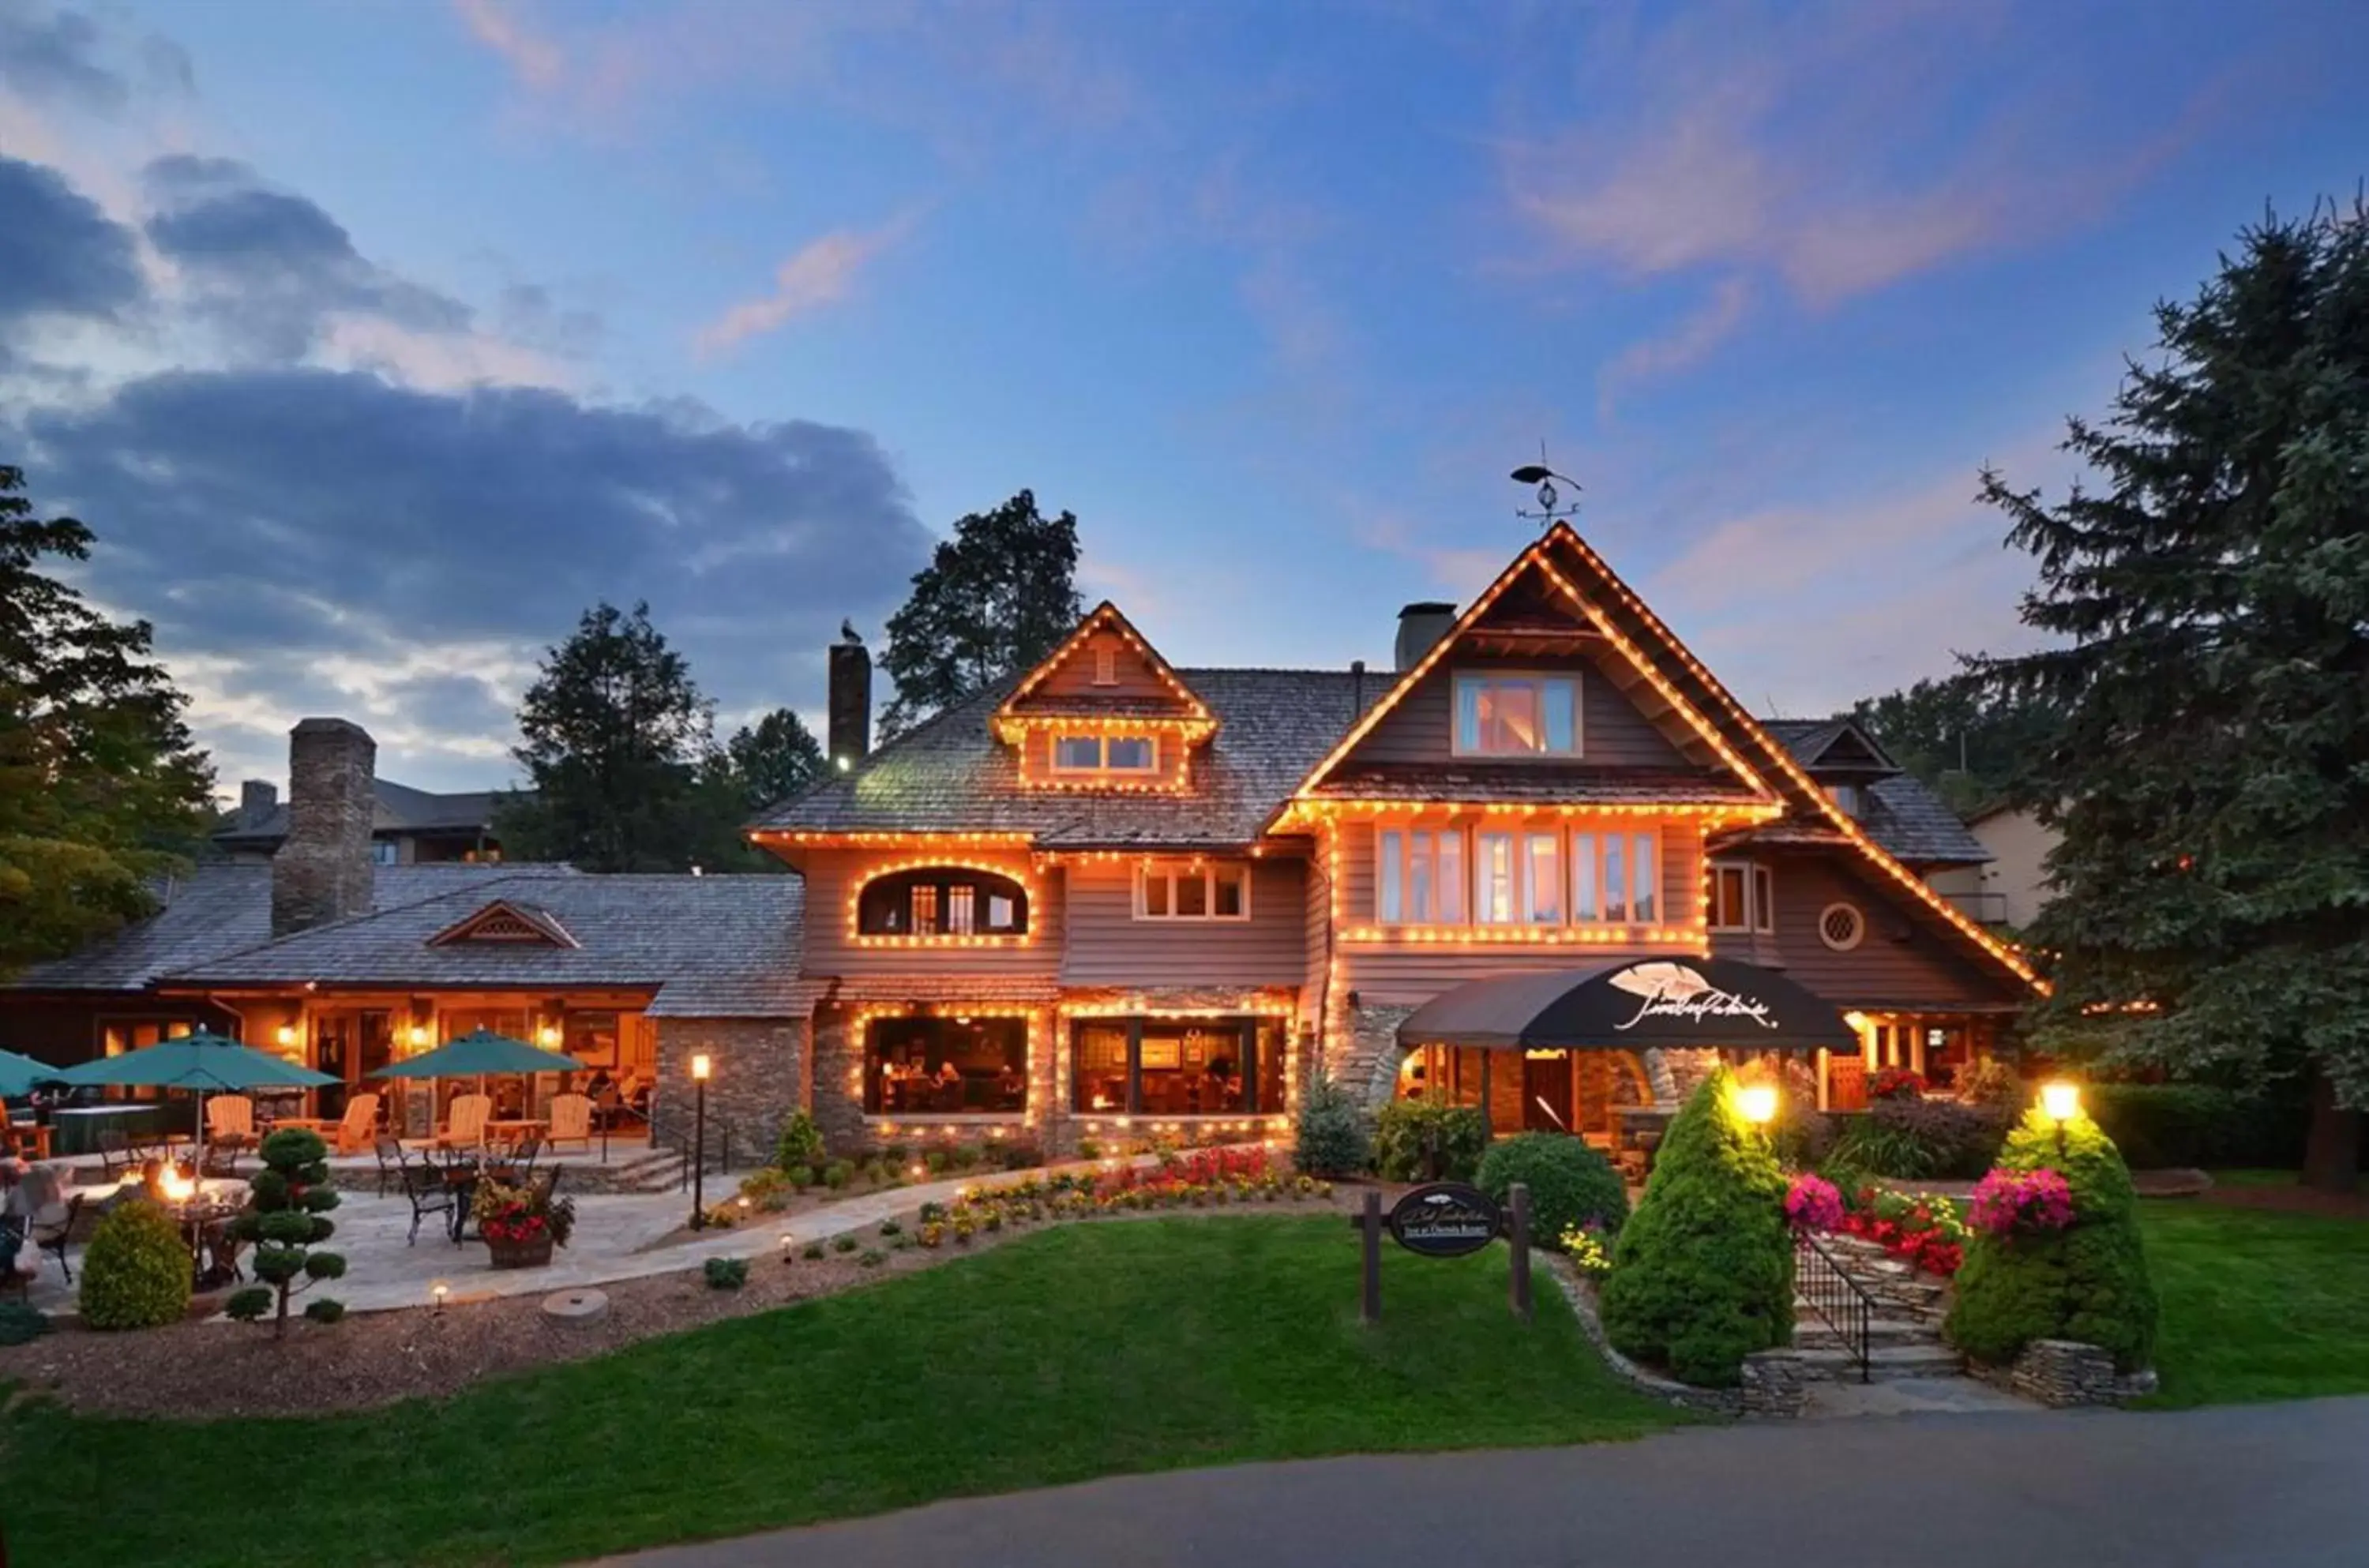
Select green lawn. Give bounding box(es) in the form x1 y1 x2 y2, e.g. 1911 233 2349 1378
2141 1195 2369 1408
0 1217 1682 1567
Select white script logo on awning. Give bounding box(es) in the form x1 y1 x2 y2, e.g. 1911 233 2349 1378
1609 962 1779 1032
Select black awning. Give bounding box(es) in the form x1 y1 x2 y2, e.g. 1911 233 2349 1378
1396 958 1857 1052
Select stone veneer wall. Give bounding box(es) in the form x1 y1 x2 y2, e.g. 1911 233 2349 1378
1338 1003 1421 1106
649 1017 805 1168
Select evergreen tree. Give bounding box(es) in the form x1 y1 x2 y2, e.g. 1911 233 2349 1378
880 490 1082 737
0 463 215 975
726 706 826 812
494 601 719 872
1971 203 2369 1190
1849 675 2066 816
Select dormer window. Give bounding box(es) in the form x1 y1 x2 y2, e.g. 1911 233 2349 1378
1052 733 1158 775
1453 673 1579 757
1828 783 1864 817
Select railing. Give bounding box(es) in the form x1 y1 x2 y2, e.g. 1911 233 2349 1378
1794 1229 1879 1383
655 1126 735 1191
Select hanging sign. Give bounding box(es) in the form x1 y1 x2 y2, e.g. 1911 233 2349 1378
1387 1182 1502 1258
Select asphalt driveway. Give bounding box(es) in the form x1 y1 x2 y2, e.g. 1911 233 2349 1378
592 1396 2369 1568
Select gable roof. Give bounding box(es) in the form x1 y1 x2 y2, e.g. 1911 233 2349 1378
167 871 805 1017
1761 720 1987 865
991 601 1215 741
1279 541 1784 815
758 669 1384 849
426 898 581 948
1761 718 1898 775
1529 525 2037 986
213 778 519 847
6 864 563 992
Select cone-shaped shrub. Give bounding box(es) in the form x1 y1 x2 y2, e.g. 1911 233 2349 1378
1947 1105 2157 1372
78 1199 193 1330
1599 1064 1793 1386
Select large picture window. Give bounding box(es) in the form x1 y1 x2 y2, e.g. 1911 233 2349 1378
1377 823 1661 928
1377 827 1467 924
1453 673 1579 757
1070 1017 1286 1116
857 867 1028 937
867 1016 1027 1115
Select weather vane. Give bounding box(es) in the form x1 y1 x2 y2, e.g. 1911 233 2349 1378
1510 444 1582 531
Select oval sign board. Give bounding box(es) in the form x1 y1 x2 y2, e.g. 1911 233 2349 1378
1387 1183 1502 1259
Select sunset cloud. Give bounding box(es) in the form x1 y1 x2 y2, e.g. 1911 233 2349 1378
693 215 918 356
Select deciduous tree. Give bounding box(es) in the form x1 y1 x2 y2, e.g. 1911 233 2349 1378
0 463 214 976
1972 203 2369 1190
880 490 1082 736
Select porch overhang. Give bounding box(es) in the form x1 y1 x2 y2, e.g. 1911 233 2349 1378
1397 958 1857 1053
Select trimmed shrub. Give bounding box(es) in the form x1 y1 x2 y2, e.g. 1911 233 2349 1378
704 1256 749 1290
1770 1097 1834 1170
1955 1057 2024 1110
79 1199 193 1331
1829 1097 2008 1181
228 1128 345 1337
1292 1069 1372 1178
775 1110 827 1172
0 1300 52 1345
1476 1133 1629 1242
1599 1066 1793 1387
1947 1106 2158 1372
1372 1095 1489 1183
2082 1082 2304 1171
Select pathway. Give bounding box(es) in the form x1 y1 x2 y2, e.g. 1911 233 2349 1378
588 1396 2369 1568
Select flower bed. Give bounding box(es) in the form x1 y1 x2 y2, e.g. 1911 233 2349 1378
914 1149 1330 1247
1834 1184 1968 1277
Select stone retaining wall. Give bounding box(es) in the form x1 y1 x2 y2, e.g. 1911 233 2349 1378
1544 1255 1807 1419
1975 1339 2160 1408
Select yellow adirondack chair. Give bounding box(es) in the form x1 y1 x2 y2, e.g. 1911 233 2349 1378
546 1093 594 1151
441 1093 491 1148
278 1093 381 1154
205 1095 256 1146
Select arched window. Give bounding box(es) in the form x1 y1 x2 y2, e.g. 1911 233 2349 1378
857 867 1029 938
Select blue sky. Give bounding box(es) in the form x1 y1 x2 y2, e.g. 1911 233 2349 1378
2 0 2363 793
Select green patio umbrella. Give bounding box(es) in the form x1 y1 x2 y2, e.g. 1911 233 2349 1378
370 1028 584 1127
54 1029 335 1166
0 1048 69 1100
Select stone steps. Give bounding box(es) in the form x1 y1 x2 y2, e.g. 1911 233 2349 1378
609 1149 686 1194
1795 1231 1962 1381
1792 1313 1941 1349
1792 1343 1966 1382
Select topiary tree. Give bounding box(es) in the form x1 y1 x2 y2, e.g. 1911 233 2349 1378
1372 1094 1489 1181
1599 1065 1793 1386
1476 1132 1629 1242
1293 1067 1372 1177
1947 1104 2158 1372
224 1127 346 1336
775 1109 826 1172
78 1199 193 1330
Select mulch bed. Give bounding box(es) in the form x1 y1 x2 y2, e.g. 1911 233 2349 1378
0 1190 1357 1423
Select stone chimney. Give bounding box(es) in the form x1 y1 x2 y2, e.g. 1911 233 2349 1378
828 625 871 770
239 779 279 829
272 718 377 938
1395 602 1457 671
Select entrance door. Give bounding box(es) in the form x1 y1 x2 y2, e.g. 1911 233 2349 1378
1523 1054 1572 1133
313 1010 393 1123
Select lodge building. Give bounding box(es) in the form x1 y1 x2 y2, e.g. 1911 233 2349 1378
2 524 2037 1160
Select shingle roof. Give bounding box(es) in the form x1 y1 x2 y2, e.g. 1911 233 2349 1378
1760 720 1990 865
760 669 1385 847
8 864 560 991
168 871 805 1017
213 778 522 846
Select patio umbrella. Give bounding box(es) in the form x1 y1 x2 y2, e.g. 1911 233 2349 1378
0 1048 69 1099
53 1029 336 1168
370 1028 584 1123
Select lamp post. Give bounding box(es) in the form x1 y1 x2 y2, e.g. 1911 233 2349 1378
2040 1078 2081 1158
689 1052 712 1231
1736 1082 1780 1129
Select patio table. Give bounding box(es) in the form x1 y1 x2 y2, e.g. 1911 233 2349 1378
484 1119 546 1143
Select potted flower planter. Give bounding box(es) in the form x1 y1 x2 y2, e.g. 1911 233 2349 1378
486 1233 554 1269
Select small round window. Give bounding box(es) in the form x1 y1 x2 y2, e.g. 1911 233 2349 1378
1818 902 1865 952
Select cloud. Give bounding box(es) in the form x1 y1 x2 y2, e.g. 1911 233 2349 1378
0 0 187 113
452 0 565 94
693 215 916 355
0 155 145 342
1597 276 1751 415
141 155 477 364
16 367 933 782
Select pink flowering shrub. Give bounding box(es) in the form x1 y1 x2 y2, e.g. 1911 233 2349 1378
1784 1173 1845 1233
1966 1166 2075 1238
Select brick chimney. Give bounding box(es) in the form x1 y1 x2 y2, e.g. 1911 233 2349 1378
1395 602 1457 671
272 718 377 938
239 778 279 829
828 625 871 770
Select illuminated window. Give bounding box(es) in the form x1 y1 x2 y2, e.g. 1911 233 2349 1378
1603 835 1627 923
1452 673 1579 757
859 868 1028 936
868 1016 1027 1114
1475 832 1518 923
1709 860 1771 933
1136 861 1252 921
1571 833 1597 920
1071 1017 1283 1116
1571 830 1659 925
1378 828 1466 924
1632 834 1658 923
1524 833 1562 923
1049 733 1158 775
1753 865 1774 932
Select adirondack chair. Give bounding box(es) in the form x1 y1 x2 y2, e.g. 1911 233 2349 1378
441 1093 491 1148
277 1092 381 1154
205 1095 257 1149
544 1093 594 1152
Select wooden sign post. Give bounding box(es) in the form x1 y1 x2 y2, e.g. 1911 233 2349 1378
1507 1181 1533 1322
1360 1189 1383 1324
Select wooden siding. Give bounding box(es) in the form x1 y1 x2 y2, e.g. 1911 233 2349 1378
1743 853 2010 1010
1029 628 1188 706
1060 857 1308 988
1342 649 1691 770
799 849 1063 979
1335 817 1706 928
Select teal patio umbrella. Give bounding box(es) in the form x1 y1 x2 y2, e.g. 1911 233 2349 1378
370 1028 584 1124
54 1029 335 1166
0 1048 69 1100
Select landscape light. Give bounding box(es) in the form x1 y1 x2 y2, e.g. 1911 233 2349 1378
430 1280 450 1313
2040 1081 2082 1123
691 1053 712 1082
1735 1084 1779 1126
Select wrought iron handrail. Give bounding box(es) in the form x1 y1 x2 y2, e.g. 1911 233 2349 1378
655 1126 735 1190
1794 1229 1879 1383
